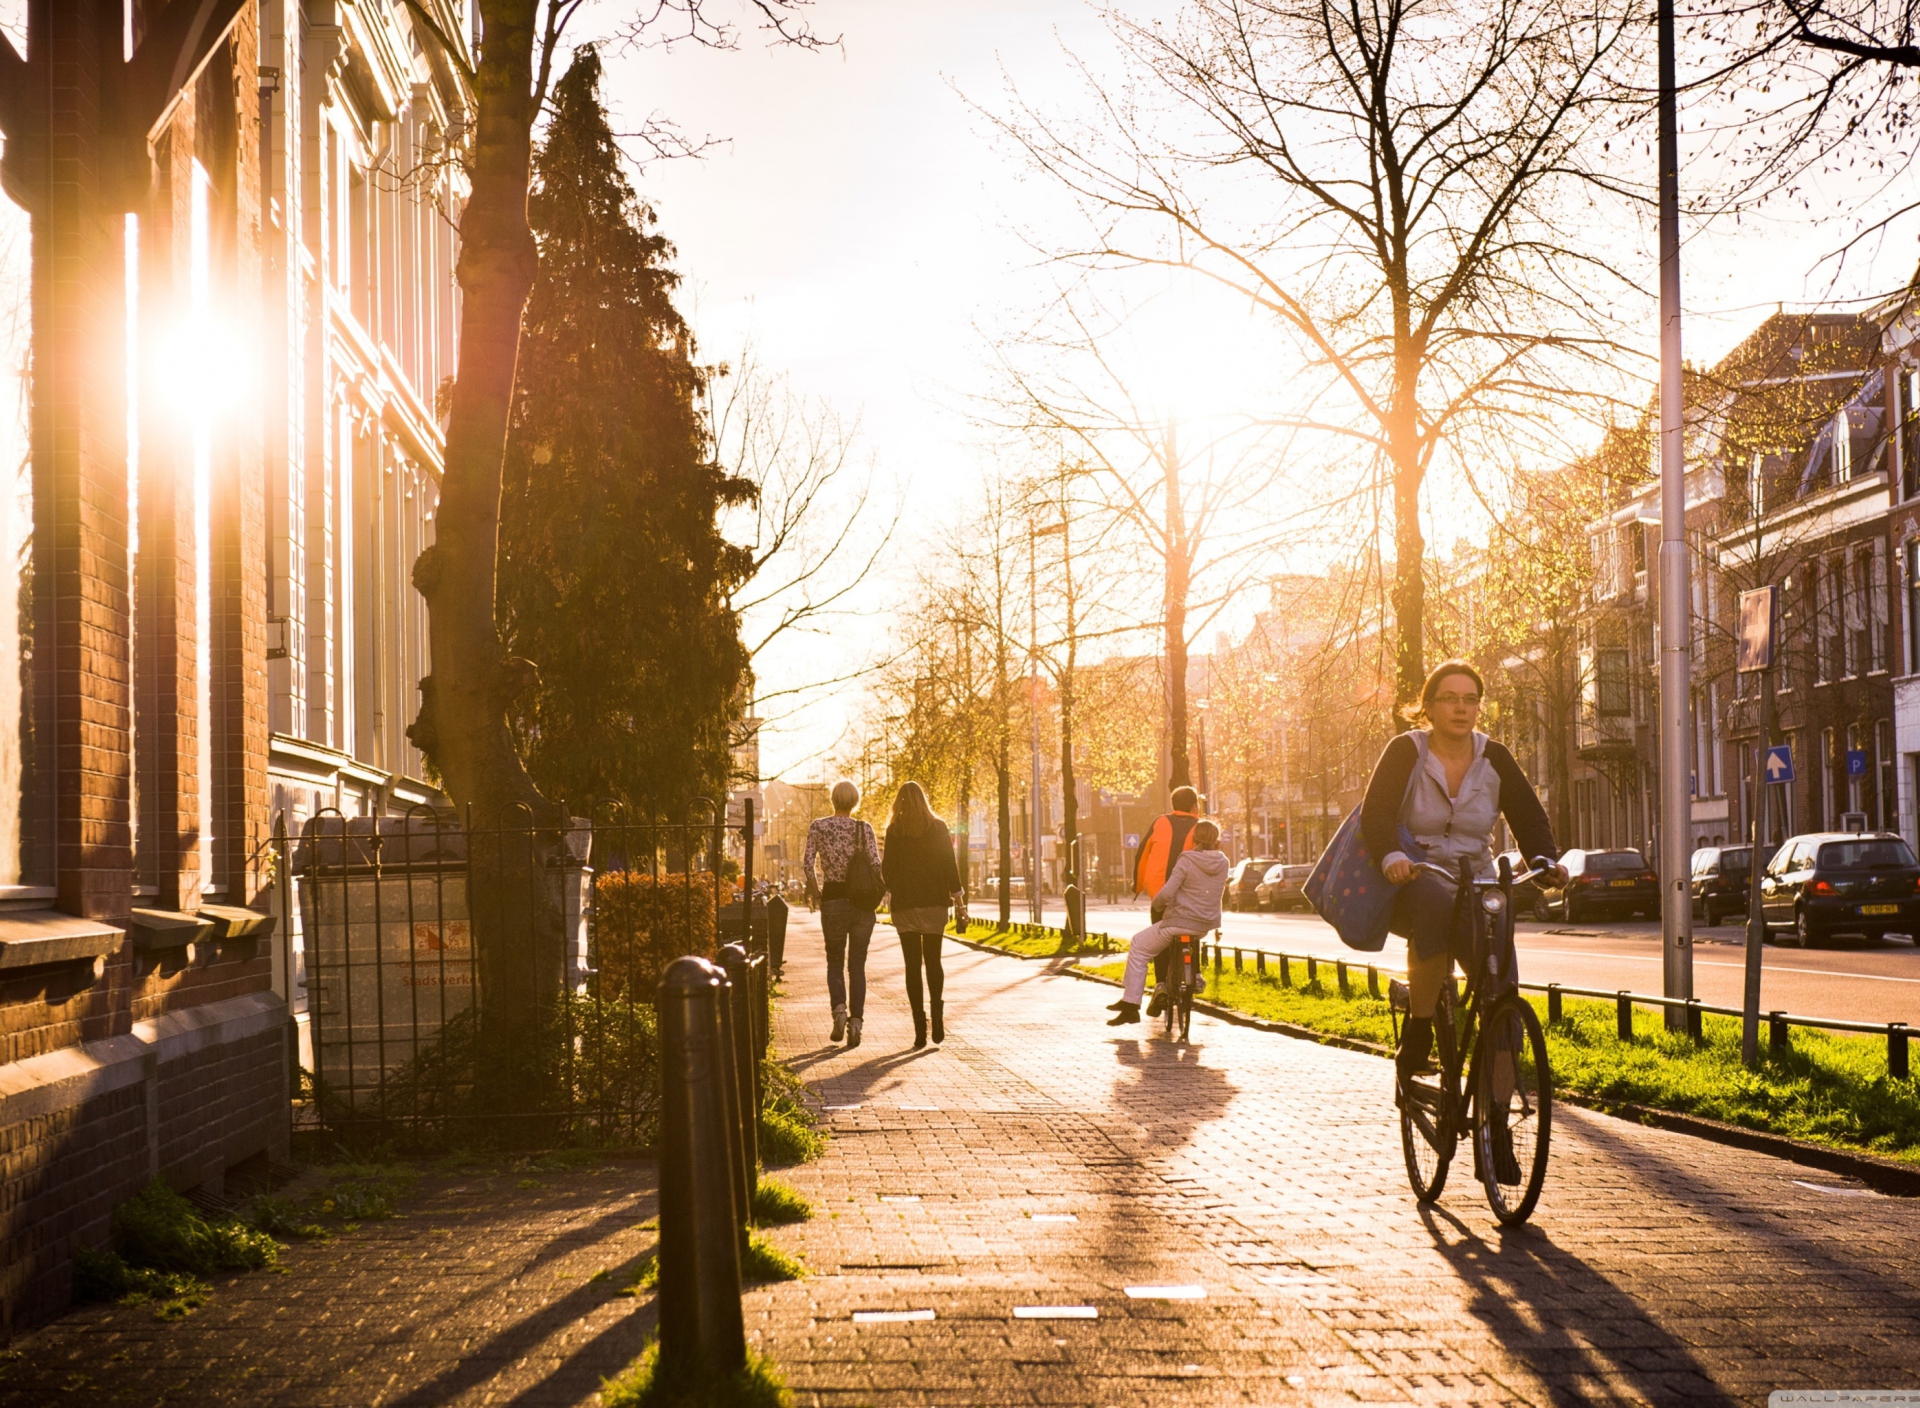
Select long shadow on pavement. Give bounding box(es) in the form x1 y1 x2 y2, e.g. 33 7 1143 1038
1418 1205 1738 1406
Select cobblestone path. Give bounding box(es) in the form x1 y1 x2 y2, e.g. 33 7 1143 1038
5 911 1918 1405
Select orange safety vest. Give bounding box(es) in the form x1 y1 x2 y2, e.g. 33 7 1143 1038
1132 811 1199 897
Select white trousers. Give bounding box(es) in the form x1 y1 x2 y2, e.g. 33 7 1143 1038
1122 921 1200 1004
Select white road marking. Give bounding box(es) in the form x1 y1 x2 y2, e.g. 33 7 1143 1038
1013 1305 1097 1319
853 1309 935 1323
1125 1285 1205 1299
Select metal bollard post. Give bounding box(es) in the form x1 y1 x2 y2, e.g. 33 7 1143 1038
1367 966 1380 999
656 957 748 1385
716 946 760 1215
767 893 789 975
1336 960 1350 997
1889 1023 1910 1081
1616 991 1634 1042
1235 948 1243 972
1279 955 1291 988
1685 999 1703 1046
1256 950 1266 977
1306 955 1318 986
1213 943 1222 977
1547 985 1562 1023
1768 1011 1790 1054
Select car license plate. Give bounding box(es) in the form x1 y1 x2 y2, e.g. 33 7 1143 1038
1861 903 1899 916
1609 879 1637 888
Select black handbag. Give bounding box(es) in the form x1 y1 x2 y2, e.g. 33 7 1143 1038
845 825 885 911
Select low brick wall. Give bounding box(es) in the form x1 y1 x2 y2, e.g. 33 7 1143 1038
0 991 290 1335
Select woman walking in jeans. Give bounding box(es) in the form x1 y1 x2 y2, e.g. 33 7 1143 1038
803 780 882 1048
881 781 964 1050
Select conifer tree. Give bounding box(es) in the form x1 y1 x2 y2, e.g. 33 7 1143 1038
498 47 754 814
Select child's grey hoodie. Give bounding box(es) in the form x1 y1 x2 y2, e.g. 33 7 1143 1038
1153 849 1229 933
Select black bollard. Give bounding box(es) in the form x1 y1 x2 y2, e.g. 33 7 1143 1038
717 945 760 1211
656 956 748 1385
767 893 789 975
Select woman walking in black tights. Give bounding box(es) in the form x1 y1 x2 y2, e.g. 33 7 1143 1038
881 782 964 1049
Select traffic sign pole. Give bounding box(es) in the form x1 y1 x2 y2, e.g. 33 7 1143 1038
1741 588 1779 1068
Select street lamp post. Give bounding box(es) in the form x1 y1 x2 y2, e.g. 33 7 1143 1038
1029 518 1066 925
1656 0 1695 1028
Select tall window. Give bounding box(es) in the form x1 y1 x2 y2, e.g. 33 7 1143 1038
1907 539 1920 675
191 160 215 889
0 183 35 885
1904 369 1920 502
1871 537 1889 672
1833 408 1854 483
1596 648 1631 716
1816 558 1836 682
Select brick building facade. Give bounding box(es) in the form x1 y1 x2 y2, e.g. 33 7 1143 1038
0 0 467 1329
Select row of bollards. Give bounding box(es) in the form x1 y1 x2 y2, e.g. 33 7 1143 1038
656 942 770 1389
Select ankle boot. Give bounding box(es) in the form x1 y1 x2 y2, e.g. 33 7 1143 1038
831 1006 847 1043
1397 1017 1434 1081
930 1002 945 1045
846 1016 863 1050
912 1010 928 1050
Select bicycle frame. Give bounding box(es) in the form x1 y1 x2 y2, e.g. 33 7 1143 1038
1395 856 1525 1164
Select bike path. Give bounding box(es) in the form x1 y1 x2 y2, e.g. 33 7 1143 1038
760 911 1920 1404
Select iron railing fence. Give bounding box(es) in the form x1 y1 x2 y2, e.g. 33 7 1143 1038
285 799 764 1151
1198 940 1912 1078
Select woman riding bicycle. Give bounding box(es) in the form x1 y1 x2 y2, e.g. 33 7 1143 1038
1361 661 1567 1088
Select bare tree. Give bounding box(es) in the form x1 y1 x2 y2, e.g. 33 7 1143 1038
989 0 1652 715
709 351 899 770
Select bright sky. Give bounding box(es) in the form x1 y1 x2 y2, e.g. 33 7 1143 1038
603 1 1920 780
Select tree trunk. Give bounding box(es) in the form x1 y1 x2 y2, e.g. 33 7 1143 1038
405 1 568 1126
1163 424 1191 791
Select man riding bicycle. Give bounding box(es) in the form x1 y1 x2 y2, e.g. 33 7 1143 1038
1107 818 1227 1026
1360 661 1566 1168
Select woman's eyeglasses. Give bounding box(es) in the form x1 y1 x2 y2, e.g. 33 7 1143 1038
1433 693 1481 708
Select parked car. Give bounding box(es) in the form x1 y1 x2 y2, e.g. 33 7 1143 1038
1495 851 1549 917
1688 844 1776 925
1255 862 1316 912
1532 848 1658 923
1225 857 1280 911
1759 832 1920 947
982 875 1029 901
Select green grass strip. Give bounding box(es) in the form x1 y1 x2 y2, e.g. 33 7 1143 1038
1084 959 1920 1165
603 1340 790 1408
947 917 1120 957
751 1176 813 1226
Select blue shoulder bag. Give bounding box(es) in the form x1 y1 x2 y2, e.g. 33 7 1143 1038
1304 733 1429 953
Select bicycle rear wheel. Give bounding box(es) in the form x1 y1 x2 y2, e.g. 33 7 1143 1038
1475 994 1552 1225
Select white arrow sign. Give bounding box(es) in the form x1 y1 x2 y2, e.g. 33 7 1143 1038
1764 745 1793 783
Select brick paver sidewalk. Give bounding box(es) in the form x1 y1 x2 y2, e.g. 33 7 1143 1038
6 911 1918 1405
753 913 1920 1406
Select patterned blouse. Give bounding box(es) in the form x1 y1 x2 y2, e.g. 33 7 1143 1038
802 814 881 891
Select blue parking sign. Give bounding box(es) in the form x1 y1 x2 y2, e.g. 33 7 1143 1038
1847 749 1868 778
1763 744 1793 784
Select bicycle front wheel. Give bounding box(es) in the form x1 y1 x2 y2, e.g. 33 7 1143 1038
1399 1068 1453 1203
1475 994 1552 1225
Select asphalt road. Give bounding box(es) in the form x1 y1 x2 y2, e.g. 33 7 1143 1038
1008 897 1920 1028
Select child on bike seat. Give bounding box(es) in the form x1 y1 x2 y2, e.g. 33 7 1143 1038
1107 819 1227 1025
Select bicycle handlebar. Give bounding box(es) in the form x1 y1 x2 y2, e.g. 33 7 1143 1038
1411 856 1560 887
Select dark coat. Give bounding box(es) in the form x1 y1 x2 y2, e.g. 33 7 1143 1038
882 819 961 910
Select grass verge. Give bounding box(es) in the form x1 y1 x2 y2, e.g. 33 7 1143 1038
603 1341 790 1408
741 1230 804 1283
759 1057 826 1165
1085 958 1920 1164
751 1177 813 1225
947 917 1121 957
